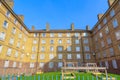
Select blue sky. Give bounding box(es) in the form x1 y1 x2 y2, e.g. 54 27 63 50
13 0 108 30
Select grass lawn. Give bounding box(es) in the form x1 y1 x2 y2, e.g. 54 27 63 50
16 72 120 80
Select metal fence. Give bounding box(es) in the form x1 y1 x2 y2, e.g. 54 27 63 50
0 74 120 80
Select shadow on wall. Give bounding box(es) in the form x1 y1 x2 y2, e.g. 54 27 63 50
37 33 95 73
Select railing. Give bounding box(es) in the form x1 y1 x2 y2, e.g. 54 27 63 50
0 74 120 80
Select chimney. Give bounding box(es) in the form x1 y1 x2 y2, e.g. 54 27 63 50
46 23 50 31
97 14 103 20
5 0 14 9
86 25 90 30
71 23 74 31
108 0 115 7
18 15 24 21
32 25 35 31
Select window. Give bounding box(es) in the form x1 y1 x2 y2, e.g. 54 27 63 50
67 54 72 59
97 53 100 58
98 25 101 30
49 54 54 59
75 39 79 44
115 30 120 40
41 46 45 52
14 19 17 24
14 51 18 58
40 54 45 60
99 32 103 38
58 39 62 44
13 62 17 68
4 60 9 68
39 62 44 68
76 46 80 51
6 10 10 17
21 45 24 49
118 44 120 50
42 33 46 37
83 32 88 36
105 26 109 34
112 19 118 28
75 33 79 37
58 62 63 68
105 61 109 69
67 39 71 44
107 37 112 44
6 48 12 56
76 54 81 59
41 40 46 44
109 48 114 56
110 9 115 17
58 54 62 59
86 54 90 59
84 38 88 44
58 33 62 37
34 33 38 37
50 46 54 52
0 2 1 6
112 60 118 69
84 46 89 51
99 61 102 67
9 38 14 45
20 26 23 30
103 18 107 24
0 45 3 53
17 41 20 48
58 46 63 51
67 33 70 37
20 54 24 59
3 20 8 28
95 37 98 42
32 46 36 52
18 33 22 38
50 40 54 44
19 63 22 68
67 46 71 51
30 63 34 68
31 54 36 60
101 41 105 47
24 38 26 42
33 40 37 44
12 27 16 34
50 33 54 37
103 51 107 58
0 32 6 40
49 62 54 68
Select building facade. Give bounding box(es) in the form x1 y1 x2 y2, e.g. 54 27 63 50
0 0 120 75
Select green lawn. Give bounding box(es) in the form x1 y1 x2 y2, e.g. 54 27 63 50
18 72 120 80
1 72 120 80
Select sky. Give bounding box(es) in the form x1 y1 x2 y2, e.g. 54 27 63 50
13 0 108 30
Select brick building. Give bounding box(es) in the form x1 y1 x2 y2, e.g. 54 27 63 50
0 0 120 75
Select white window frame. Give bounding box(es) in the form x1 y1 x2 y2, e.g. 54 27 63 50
4 60 9 68
67 54 72 59
58 62 63 68
0 32 6 40
76 54 81 59
112 60 118 69
6 48 12 56
40 54 45 60
112 19 118 28
0 45 3 53
86 54 91 59
58 54 62 59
